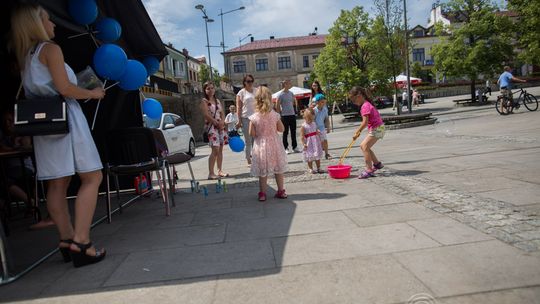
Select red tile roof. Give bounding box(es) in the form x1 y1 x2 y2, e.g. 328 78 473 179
225 34 327 54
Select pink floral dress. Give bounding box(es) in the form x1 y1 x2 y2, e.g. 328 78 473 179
249 111 288 177
302 122 323 162
203 98 228 146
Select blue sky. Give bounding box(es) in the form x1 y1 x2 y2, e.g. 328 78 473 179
140 0 500 75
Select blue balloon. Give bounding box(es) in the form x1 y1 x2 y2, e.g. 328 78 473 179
142 98 163 120
118 60 148 91
93 44 127 80
142 56 160 76
68 0 98 25
95 18 122 43
229 136 245 152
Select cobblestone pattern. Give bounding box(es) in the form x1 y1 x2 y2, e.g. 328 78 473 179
368 168 540 252
182 156 540 252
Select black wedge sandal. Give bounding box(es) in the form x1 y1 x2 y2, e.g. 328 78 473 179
59 239 73 263
70 241 106 268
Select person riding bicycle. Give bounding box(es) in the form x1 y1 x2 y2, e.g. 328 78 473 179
497 66 526 105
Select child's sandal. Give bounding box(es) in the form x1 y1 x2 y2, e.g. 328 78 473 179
358 171 374 179
274 190 288 199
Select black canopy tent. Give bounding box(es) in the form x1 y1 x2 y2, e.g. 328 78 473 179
2 0 167 189
0 0 167 282
2 0 167 142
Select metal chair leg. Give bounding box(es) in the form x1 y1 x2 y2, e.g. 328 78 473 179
163 167 170 216
105 169 112 223
114 176 121 214
166 163 175 207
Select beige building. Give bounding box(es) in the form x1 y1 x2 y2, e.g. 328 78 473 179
223 34 327 92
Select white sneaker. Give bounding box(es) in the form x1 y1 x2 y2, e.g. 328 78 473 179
293 147 302 153
285 149 291 155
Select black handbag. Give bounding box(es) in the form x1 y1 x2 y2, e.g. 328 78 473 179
14 84 69 136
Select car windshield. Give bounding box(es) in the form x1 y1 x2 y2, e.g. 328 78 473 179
143 115 161 129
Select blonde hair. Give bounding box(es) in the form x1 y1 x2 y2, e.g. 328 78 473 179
303 107 314 122
255 86 272 113
10 3 51 69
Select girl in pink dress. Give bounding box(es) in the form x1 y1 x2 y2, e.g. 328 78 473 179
249 86 288 201
300 108 324 173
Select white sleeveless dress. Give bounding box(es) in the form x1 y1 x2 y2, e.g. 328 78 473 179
22 42 102 180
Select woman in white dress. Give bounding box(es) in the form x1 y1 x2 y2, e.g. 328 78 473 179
10 3 106 267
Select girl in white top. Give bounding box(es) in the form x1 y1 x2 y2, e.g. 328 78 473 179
10 3 106 267
235 74 256 166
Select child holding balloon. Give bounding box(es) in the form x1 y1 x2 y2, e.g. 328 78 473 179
248 86 288 201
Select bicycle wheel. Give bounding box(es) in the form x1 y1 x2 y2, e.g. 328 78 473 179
495 96 513 115
523 93 538 111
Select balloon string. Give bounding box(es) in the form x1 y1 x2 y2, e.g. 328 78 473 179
84 79 116 103
105 81 119 90
91 80 107 131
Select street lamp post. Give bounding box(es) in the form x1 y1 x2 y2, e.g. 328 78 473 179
195 4 214 80
218 6 245 82
403 0 412 113
239 33 252 46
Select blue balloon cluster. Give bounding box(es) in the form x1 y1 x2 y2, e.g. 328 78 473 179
118 60 148 91
142 56 160 76
95 18 122 43
229 136 245 153
93 44 127 80
69 0 98 25
69 0 160 92
143 98 163 120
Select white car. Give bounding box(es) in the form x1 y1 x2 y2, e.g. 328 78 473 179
144 113 196 156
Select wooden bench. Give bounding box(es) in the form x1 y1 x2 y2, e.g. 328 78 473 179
453 98 474 105
453 96 489 105
342 112 359 120
381 112 432 125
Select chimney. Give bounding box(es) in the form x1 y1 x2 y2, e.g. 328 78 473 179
270 36 274 39
182 48 189 56
167 42 173 48
250 36 254 42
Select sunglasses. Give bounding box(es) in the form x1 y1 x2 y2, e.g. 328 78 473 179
245 80 254 83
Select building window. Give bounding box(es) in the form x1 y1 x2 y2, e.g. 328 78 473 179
303 55 309 68
256 58 268 71
312 54 319 61
233 60 246 73
278 56 291 69
412 48 425 63
413 30 424 37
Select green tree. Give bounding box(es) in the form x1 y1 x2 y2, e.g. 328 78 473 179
199 65 221 86
314 6 372 93
432 0 514 101
508 0 540 65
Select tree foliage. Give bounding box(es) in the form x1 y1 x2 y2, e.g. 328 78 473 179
432 0 514 100
508 0 540 65
199 65 221 87
314 5 405 105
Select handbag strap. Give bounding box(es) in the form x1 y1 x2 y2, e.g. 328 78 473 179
16 82 23 101
206 99 218 133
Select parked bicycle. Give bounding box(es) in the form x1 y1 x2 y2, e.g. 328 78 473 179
495 87 538 115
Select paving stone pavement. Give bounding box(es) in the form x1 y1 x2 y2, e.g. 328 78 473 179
1 89 540 303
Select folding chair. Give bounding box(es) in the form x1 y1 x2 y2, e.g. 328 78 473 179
104 127 172 223
150 129 196 206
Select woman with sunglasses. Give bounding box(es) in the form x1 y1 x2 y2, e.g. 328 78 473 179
309 80 325 108
235 74 256 166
